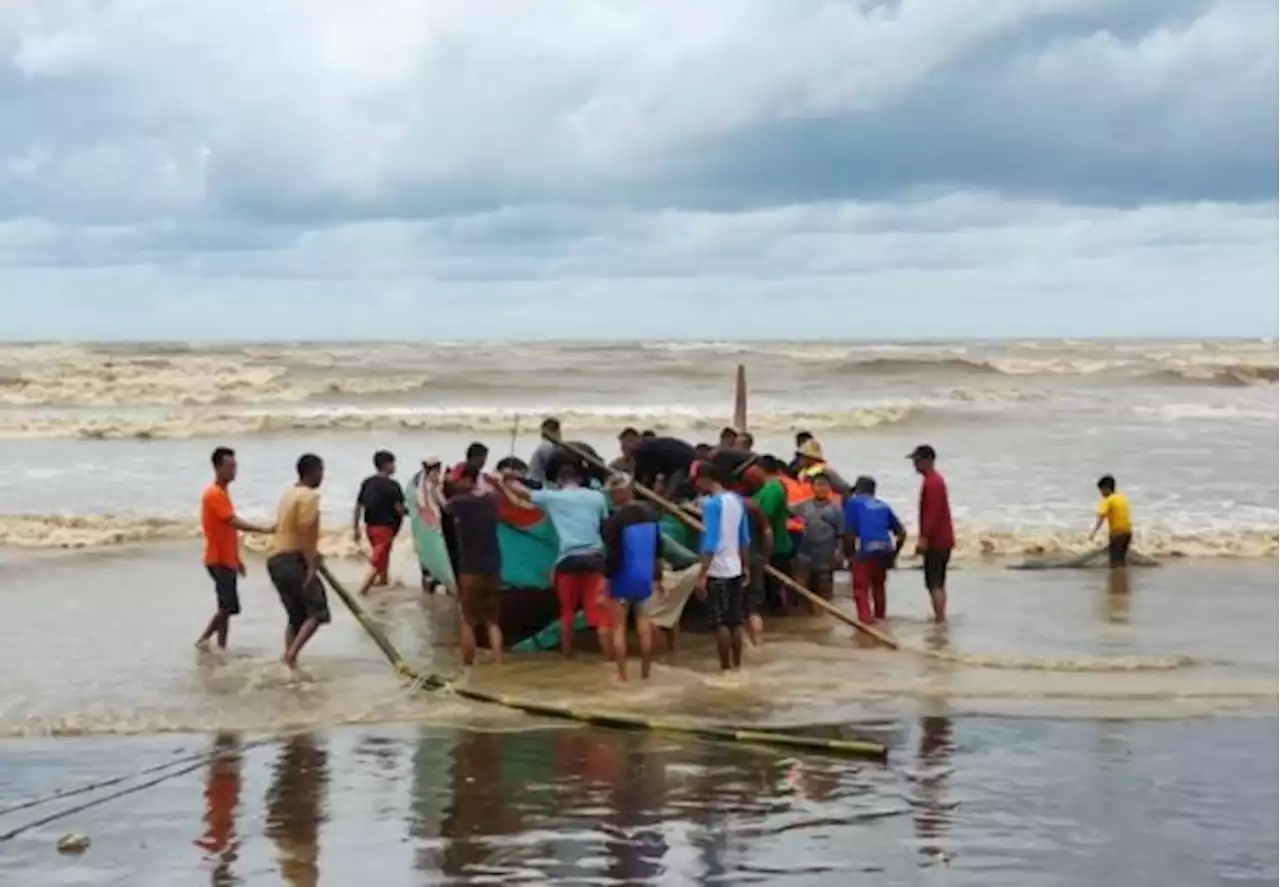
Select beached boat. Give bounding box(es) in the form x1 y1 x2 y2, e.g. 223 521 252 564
407 365 752 650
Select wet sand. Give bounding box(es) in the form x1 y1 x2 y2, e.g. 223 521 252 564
2 718 1276 885
0 545 1276 883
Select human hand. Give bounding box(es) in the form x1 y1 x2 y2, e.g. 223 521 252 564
237 562 247 578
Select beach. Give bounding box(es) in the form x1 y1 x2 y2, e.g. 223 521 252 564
0 338 1276 885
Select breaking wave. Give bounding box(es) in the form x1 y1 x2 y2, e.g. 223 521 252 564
0 404 922 440
1 513 1274 560
0 341 1273 409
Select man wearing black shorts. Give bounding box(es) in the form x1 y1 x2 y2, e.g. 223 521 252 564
694 463 751 671
266 453 330 669
910 444 955 623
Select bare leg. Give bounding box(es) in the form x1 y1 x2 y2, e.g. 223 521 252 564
196 612 227 648
597 620 614 663
714 625 732 671
609 600 628 682
282 617 320 668
729 627 745 669
485 622 504 666
662 627 677 653
358 566 379 597
746 612 764 647
459 621 478 666
928 587 947 623
636 614 654 679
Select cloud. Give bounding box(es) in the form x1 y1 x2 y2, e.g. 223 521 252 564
0 0 1275 339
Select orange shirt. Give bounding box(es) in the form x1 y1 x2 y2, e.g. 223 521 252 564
779 475 812 533
202 483 241 568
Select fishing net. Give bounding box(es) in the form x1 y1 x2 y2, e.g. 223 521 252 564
1010 545 1160 570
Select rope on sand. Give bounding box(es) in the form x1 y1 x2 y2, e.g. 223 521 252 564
319 565 889 762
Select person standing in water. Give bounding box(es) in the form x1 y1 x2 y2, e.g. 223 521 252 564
752 456 794 611
444 468 505 666
499 464 611 659
789 472 845 610
197 447 275 650
266 454 330 669
1090 474 1133 568
735 465 773 647
909 444 954 623
353 450 405 596
601 475 664 681
694 462 751 671
843 475 907 623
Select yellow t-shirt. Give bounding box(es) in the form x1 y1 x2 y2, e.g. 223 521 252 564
1097 493 1132 535
270 486 321 556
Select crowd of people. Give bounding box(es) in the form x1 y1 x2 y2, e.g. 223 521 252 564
196 418 1135 677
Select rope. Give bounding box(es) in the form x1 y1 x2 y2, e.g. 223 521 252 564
318 564 888 761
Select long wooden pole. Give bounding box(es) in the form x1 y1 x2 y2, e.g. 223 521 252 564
545 433 899 649
318 564 887 760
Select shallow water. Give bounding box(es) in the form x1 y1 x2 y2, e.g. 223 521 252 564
1 718 1276 886
0 548 1276 884
1 545 1275 739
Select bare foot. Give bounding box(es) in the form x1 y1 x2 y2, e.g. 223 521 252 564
194 639 211 651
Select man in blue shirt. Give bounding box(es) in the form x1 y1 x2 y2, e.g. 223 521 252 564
843 476 907 624
695 462 751 671
601 475 665 681
499 463 611 659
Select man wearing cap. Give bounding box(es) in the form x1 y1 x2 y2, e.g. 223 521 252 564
909 445 954 623
795 438 852 498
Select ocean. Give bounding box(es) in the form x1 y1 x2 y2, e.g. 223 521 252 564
0 338 1276 885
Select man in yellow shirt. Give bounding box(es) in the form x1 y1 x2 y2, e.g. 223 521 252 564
266 453 329 668
1089 474 1133 568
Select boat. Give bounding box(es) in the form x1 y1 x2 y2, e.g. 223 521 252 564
409 365 754 650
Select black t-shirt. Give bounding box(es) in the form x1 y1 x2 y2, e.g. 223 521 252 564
633 437 697 485
448 494 501 575
542 441 607 486
602 502 663 577
358 474 405 531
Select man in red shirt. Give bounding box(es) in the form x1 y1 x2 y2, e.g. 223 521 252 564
909 444 954 623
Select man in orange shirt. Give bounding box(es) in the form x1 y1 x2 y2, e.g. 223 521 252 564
197 447 275 650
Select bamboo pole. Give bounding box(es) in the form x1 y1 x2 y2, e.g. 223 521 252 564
318 564 887 760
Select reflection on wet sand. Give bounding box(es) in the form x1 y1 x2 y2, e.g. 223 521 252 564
265 734 330 887
913 713 956 864
405 724 861 883
194 732 242 887
1103 568 1133 624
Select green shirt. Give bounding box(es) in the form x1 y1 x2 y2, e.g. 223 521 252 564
752 478 793 556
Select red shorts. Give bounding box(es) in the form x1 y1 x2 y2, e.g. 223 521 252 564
554 569 605 629
366 525 396 573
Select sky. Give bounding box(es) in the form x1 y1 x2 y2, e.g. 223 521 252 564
1 0 1277 341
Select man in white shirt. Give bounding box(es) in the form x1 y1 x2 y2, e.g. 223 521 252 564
694 462 751 671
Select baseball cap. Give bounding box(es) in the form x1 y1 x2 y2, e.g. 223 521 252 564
906 444 937 461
